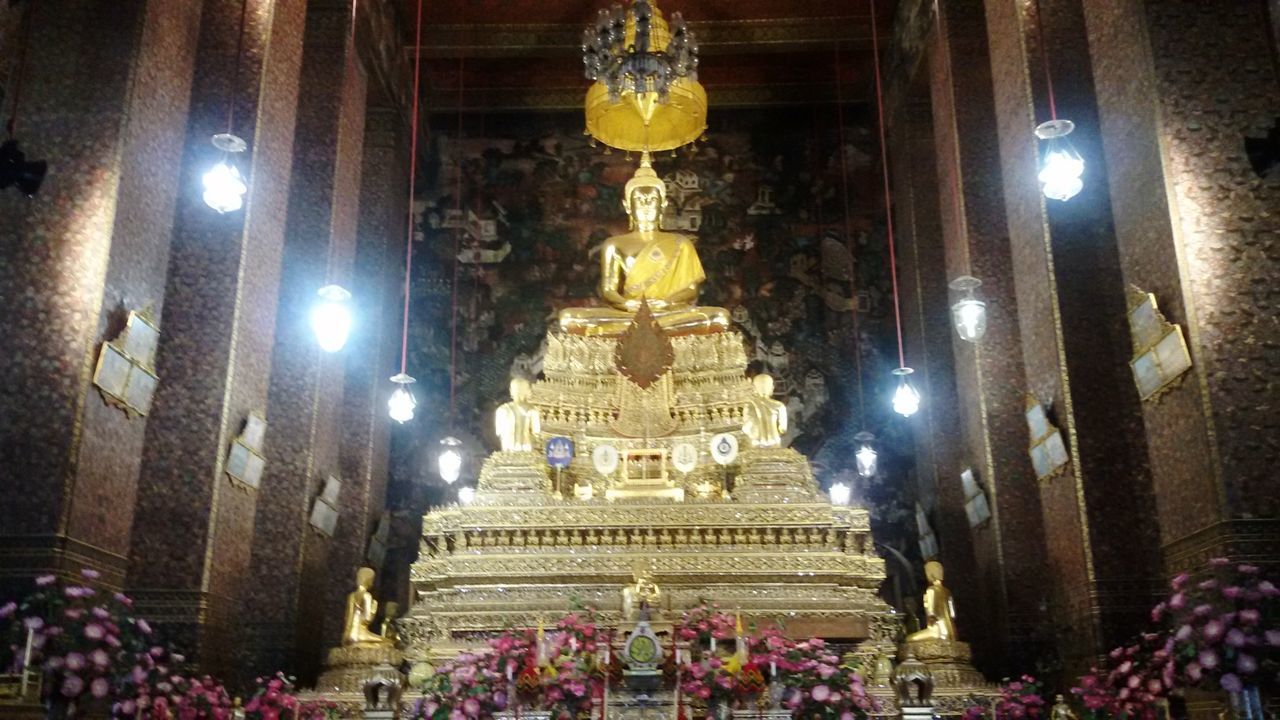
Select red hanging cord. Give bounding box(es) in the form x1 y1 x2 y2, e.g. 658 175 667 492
834 43 867 425
448 56 465 428
869 0 906 369
5 0 38 138
226 0 251 135
1031 0 1057 121
398 0 425 375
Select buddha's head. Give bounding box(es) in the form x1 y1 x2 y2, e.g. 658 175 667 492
924 560 945 584
509 376 532 402
623 155 667 231
356 566 376 589
752 373 775 398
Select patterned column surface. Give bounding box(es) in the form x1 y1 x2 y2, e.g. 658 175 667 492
324 106 406 658
1080 0 1280 572
982 0 1163 672
128 0 307 679
929 0 1052 671
241 1 368 686
0 0 201 594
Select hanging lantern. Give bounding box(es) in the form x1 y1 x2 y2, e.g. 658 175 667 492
457 486 476 504
854 431 878 478
1035 120 1084 201
891 367 921 418
311 284 353 352
829 482 851 506
203 133 249 213
438 436 464 484
948 275 988 342
388 373 416 423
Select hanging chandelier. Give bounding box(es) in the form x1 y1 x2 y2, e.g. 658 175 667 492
582 0 706 152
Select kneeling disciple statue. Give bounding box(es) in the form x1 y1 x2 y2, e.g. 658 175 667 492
742 373 787 448
495 377 540 452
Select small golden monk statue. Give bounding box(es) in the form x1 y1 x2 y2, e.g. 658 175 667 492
906 560 957 642
343 567 392 646
1051 695 1079 720
621 566 662 621
558 153 731 336
742 373 788 448
382 601 401 646
495 377 540 452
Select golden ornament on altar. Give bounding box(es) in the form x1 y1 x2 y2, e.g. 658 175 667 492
622 565 663 621
1052 694 1080 720
342 567 392 646
741 373 788 448
558 154 730 337
495 377 541 452
905 561 957 642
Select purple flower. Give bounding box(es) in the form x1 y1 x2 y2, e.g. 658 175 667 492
90 677 109 698
0 602 16 619
1198 649 1219 669
1222 586 1242 599
65 652 86 671
1171 573 1190 590
1265 629 1280 647
22 616 43 632
1208 557 1230 567
83 623 105 640
1151 603 1166 623
1198 579 1218 590
1238 609 1260 625
90 649 109 668
113 592 133 607
137 619 152 635
1236 564 1259 574
811 684 832 702
90 606 110 619
1169 592 1187 610
36 575 56 587
1236 654 1257 674
1193 604 1213 617
1258 580 1278 597
1202 619 1225 643
1175 624 1193 642
64 586 94 599
1220 673 1243 693
1225 629 1246 647
80 569 101 580
61 675 84 697
1185 662 1203 682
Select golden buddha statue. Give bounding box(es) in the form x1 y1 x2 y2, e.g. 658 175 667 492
495 377 540 452
1051 695 1079 720
343 567 392 646
906 561 957 642
382 601 401 646
621 565 662 621
558 154 730 336
742 373 788 448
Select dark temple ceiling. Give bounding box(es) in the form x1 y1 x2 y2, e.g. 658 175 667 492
392 0 898 111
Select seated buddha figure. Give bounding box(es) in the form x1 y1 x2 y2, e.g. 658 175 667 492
558 154 731 336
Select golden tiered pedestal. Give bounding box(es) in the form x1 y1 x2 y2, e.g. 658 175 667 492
401 331 895 664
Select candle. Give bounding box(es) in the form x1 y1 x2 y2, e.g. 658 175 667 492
770 661 776 678
21 628 34 670
710 637 716 653
571 637 578 653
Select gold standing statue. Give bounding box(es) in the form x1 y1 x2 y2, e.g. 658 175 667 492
621 565 662 621
906 560 957 642
742 373 788 448
1051 695 1079 720
558 153 730 336
343 567 392 646
495 377 540 452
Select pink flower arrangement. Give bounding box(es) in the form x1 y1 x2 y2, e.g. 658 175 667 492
244 672 337 720
415 607 604 720
965 677 1046 720
1161 559 1277 696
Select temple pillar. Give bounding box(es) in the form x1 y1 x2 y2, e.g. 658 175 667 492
927 0 1051 671
981 0 1163 671
0 1 202 594
241 0 368 684
1078 0 1280 574
324 106 407 652
889 90 991 669
127 0 307 679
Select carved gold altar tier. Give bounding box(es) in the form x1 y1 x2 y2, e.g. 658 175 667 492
401 329 894 663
